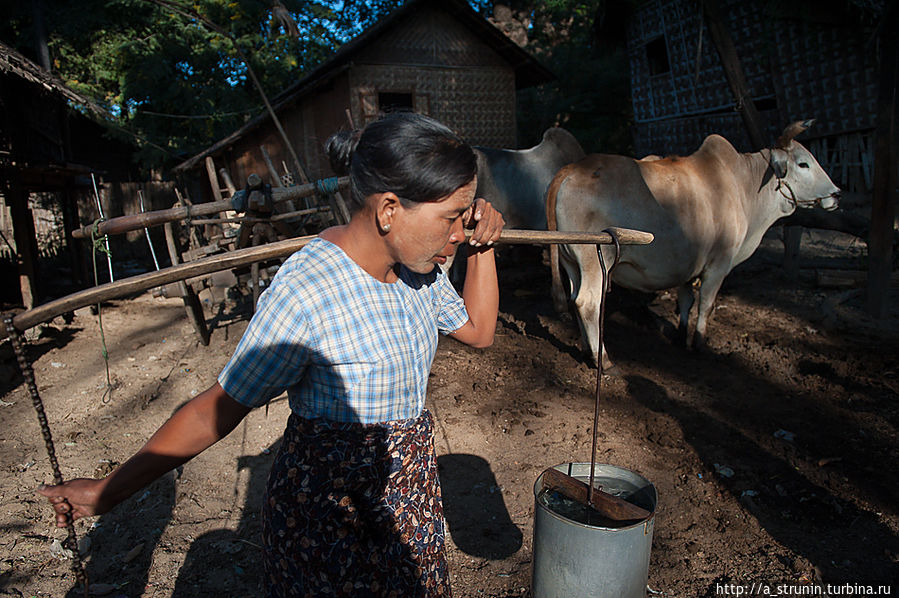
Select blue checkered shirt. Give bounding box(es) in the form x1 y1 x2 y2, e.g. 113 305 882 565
218 237 469 423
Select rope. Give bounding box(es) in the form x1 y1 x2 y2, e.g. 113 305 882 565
314 177 341 196
90 220 114 404
4 315 90 597
586 230 622 513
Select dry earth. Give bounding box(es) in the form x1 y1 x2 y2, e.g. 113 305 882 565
0 229 897 597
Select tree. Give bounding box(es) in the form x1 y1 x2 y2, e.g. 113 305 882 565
1 0 401 173
480 0 637 153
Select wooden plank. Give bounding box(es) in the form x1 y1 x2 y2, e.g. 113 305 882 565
541 468 651 522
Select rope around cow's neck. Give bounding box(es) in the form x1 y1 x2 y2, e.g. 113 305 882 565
4 315 90 597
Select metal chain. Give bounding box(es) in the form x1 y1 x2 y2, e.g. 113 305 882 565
4 315 89 595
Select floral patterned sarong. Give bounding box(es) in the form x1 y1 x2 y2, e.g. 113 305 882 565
262 409 451 597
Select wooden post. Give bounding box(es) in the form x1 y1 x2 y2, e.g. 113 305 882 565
260 145 287 188
701 0 767 151
164 221 210 345
867 4 898 318
783 226 802 280
6 181 39 308
205 156 224 203
61 182 86 286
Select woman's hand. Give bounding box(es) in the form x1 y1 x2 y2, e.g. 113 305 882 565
37 478 110 527
464 198 504 248
35 384 250 529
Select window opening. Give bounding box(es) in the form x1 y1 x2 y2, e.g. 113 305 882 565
646 36 670 75
378 92 414 114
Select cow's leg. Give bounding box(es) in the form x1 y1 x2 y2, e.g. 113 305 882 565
674 283 694 346
693 269 727 351
565 244 614 370
550 244 569 314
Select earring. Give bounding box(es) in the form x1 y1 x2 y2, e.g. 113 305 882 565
382 223 391 232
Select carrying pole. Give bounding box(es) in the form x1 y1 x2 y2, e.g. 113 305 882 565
8 228 652 336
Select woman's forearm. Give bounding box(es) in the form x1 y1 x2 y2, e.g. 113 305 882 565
458 246 499 348
102 383 250 503
39 383 252 524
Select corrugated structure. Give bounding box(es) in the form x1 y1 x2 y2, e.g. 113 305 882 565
175 0 552 195
627 0 882 192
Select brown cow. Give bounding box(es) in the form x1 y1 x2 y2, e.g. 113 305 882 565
547 120 840 369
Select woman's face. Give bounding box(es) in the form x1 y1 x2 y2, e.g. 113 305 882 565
389 178 477 274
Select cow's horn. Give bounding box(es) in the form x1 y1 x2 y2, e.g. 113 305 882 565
775 119 815 148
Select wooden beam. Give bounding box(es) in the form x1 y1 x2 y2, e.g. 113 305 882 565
205 156 224 203
701 0 768 150
71 176 350 239
6 182 39 308
867 4 898 318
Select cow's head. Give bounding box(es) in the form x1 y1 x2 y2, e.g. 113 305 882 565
768 119 840 212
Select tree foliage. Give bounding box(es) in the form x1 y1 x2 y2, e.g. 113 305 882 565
2 0 638 173
482 0 637 154
1 0 401 173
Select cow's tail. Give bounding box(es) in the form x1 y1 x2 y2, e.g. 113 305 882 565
545 165 572 314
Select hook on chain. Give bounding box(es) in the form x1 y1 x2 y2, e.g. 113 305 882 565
586 229 622 510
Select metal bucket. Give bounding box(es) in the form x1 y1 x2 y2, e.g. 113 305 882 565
532 463 657 598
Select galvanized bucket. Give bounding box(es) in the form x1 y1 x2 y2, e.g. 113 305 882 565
532 463 657 598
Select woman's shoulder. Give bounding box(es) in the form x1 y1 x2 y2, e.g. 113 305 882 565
270 237 375 300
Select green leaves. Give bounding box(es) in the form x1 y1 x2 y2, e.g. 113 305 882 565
2 0 398 172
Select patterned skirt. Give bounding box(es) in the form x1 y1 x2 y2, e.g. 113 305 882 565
262 409 452 598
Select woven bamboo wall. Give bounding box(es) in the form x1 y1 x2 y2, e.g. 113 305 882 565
628 0 878 191
349 5 517 148
350 65 516 148
360 8 508 69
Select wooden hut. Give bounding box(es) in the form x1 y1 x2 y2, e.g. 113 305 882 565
626 0 883 193
0 40 137 307
174 0 553 195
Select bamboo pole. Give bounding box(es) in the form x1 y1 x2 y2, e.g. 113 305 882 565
71 177 350 239
7 228 652 335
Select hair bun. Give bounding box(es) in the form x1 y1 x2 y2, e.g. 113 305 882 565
325 129 362 175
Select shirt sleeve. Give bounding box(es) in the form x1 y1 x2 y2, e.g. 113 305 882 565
218 280 312 408
432 267 469 334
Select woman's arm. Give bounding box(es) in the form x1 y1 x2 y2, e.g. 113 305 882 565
450 198 503 348
37 383 251 527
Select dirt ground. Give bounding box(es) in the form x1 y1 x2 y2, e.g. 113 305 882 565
1 228 897 597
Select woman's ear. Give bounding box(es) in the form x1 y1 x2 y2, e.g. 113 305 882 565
374 192 400 233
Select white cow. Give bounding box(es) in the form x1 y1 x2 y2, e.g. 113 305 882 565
546 120 840 369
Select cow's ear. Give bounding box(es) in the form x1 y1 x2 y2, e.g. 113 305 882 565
770 148 789 179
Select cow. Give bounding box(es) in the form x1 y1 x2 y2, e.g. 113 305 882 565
443 127 586 276
474 127 586 230
546 120 840 370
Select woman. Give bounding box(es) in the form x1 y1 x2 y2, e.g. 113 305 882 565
38 112 504 597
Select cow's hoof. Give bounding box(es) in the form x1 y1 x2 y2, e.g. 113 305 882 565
672 327 688 347
691 333 710 353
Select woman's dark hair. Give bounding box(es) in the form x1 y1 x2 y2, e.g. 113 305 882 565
325 112 477 212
